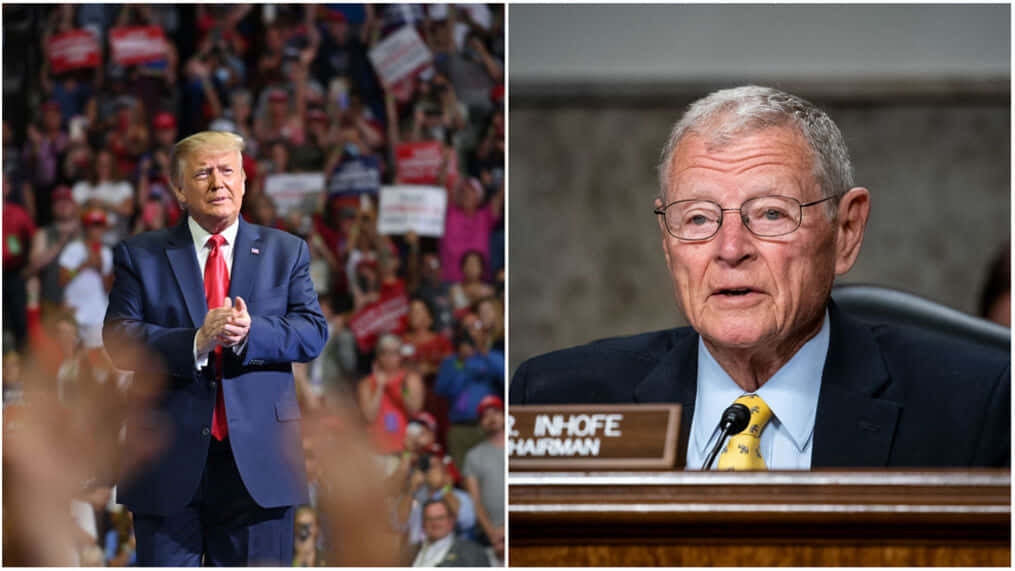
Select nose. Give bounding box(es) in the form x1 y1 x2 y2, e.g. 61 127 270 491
208 169 222 189
714 210 756 266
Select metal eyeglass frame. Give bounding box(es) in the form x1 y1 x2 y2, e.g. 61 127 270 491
653 193 843 241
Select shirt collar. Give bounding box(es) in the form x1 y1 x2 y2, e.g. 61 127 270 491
692 309 830 455
417 533 454 566
188 216 239 250
424 534 454 550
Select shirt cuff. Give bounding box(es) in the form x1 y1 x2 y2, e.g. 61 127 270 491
232 336 248 357
194 331 211 369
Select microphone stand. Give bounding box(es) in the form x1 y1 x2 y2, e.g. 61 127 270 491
702 403 750 470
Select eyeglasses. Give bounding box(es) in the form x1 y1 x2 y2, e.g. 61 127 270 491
653 194 841 241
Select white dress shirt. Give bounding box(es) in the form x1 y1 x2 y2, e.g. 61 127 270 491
411 534 454 567
686 309 830 470
188 217 241 369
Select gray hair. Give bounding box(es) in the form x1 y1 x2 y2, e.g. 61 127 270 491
657 86 853 216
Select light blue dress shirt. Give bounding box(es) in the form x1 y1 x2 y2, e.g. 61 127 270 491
686 310 830 470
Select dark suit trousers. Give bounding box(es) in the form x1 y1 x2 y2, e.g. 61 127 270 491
133 438 294 566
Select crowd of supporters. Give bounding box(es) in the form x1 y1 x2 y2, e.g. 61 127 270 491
3 4 503 566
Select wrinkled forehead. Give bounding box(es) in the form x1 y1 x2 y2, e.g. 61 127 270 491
666 124 817 197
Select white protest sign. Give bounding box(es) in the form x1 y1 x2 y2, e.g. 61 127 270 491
377 185 447 237
264 172 326 216
367 26 433 87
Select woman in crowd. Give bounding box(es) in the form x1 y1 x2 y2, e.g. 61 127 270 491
357 333 424 455
473 296 503 353
450 250 495 313
401 298 453 380
440 177 502 284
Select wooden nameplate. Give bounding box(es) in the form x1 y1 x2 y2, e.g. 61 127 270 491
508 404 682 470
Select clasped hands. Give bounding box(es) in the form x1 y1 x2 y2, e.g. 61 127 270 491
196 296 251 355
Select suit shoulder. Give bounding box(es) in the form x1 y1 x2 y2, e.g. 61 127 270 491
447 538 489 566
511 328 693 404
118 227 174 251
855 317 1010 467
249 223 306 248
588 327 693 355
870 321 1009 381
864 320 1010 433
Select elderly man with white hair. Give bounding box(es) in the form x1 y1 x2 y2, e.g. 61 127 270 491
510 86 1010 470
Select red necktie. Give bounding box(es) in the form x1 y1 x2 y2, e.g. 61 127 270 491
205 234 229 440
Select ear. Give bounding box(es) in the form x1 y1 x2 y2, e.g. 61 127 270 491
654 197 673 268
833 187 870 275
236 150 247 198
171 183 187 208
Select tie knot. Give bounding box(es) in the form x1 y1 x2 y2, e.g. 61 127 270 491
207 234 226 249
733 394 773 438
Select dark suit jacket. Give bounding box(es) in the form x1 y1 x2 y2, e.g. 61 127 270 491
104 217 327 515
410 536 491 567
510 303 1010 468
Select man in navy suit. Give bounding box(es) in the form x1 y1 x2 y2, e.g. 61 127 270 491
104 131 327 564
510 86 1010 468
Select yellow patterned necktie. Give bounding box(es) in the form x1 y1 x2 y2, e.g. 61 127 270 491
716 394 773 471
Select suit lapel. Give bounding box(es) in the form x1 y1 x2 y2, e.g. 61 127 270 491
165 218 206 327
228 218 262 303
812 302 901 467
633 330 699 463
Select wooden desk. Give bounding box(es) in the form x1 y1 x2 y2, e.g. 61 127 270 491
509 470 1010 566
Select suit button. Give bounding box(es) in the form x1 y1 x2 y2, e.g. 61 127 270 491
209 380 217 390
202 427 210 436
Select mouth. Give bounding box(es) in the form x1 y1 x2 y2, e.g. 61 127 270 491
709 286 766 307
713 287 759 297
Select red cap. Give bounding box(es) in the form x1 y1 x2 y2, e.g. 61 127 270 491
410 412 438 433
153 111 176 130
268 89 288 102
477 395 504 417
51 185 73 202
42 100 60 113
82 208 108 226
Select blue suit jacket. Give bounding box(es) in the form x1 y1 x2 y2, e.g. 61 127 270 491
510 303 1010 468
104 217 327 515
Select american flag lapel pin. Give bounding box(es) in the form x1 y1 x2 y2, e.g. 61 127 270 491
251 247 260 255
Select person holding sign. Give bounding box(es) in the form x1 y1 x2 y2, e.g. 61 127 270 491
441 177 502 284
510 86 1010 469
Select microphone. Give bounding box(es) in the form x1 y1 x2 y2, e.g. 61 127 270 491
701 403 750 470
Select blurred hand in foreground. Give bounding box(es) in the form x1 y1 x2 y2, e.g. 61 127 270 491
3 341 168 565
301 400 402 566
